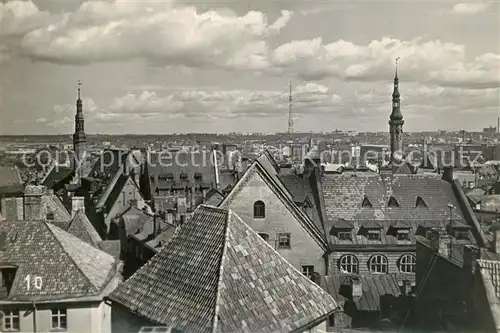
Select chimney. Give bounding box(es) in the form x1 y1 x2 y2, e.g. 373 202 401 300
23 185 47 220
463 245 479 275
442 166 453 182
493 226 500 254
428 228 452 258
351 277 362 299
71 196 85 218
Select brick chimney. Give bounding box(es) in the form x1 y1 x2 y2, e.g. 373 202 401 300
71 196 85 218
463 245 479 275
351 277 362 299
23 185 47 220
428 228 452 258
442 166 453 182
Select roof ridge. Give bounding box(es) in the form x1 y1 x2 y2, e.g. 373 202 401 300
43 221 100 293
197 204 228 213
211 208 231 333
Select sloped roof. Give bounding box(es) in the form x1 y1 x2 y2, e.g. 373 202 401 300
220 159 327 249
0 220 118 302
67 209 102 247
109 205 338 333
477 259 500 329
322 274 402 312
41 165 74 189
256 151 292 201
205 188 224 207
0 166 23 194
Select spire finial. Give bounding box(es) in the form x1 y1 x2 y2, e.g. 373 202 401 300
77 80 82 100
395 57 400 78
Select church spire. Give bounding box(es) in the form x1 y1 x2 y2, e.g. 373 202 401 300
73 80 87 169
389 58 404 164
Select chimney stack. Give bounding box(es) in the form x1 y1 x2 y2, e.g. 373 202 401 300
428 228 452 258
442 166 453 182
351 277 362 299
23 185 47 220
71 196 85 218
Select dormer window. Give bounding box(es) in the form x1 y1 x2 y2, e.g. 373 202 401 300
332 228 353 241
362 196 372 208
158 174 174 182
415 196 427 208
194 173 203 182
46 210 55 220
1 267 17 294
367 229 381 241
388 196 400 208
180 173 188 182
396 228 410 241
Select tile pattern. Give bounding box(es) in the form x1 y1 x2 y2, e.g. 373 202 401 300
320 173 478 245
0 220 117 301
109 205 338 333
321 274 402 312
205 188 225 207
478 259 500 298
218 212 338 333
67 209 103 246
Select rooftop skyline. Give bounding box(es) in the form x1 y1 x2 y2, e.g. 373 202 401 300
1 0 499 135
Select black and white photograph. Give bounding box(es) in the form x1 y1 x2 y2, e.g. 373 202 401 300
0 0 499 332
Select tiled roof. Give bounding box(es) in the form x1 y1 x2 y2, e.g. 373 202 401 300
0 220 118 301
320 173 483 245
205 188 224 207
115 206 155 237
97 240 121 259
67 209 103 246
478 259 500 298
321 274 402 312
147 150 217 196
0 166 23 194
109 205 338 333
41 165 74 189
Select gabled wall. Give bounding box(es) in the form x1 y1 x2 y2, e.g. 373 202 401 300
221 167 326 275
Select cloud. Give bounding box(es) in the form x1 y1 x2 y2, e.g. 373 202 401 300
451 2 490 14
269 37 500 89
47 83 498 131
3 0 291 70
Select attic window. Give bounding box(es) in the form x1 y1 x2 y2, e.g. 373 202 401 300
158 174 174 182
194 173 203 182
415 196 427 208
362 196 372 208
388 196 400 208
180 173 188 182
1 267 17 294
367 229 381 241
396 228 410 241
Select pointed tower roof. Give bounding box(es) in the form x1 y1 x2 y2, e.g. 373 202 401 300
109 205 338 333
390 57 403 121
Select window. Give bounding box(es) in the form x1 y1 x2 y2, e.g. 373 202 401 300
1 268 16 293
158 174 173 182
46 211 54 220
253 201 265 218
362 196 372 208
337 231 352 240
339 254 359 274
3 310 20 331
277 233 291 249
302 265 314 279
415 196 427 208
396 228 410 241
367 229 381 241
388 196 400 207
51 309 67 330
369 254 388 274
258 233 269 242
180 173 188 181
194 173 203 182
399 254 416 273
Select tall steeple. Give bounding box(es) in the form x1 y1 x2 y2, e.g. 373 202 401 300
73 80 87 165
389 57 404 163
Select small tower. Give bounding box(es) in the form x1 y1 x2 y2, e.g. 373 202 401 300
389 58 404 163
73 80 87 182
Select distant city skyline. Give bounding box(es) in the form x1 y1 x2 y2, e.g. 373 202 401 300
1 0 499 135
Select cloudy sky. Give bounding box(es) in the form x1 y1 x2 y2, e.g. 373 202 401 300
1 0 499 135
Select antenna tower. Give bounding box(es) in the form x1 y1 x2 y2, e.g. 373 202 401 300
287 81 293 134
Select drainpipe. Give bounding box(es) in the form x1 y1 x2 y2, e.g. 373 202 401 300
32 301 37 333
